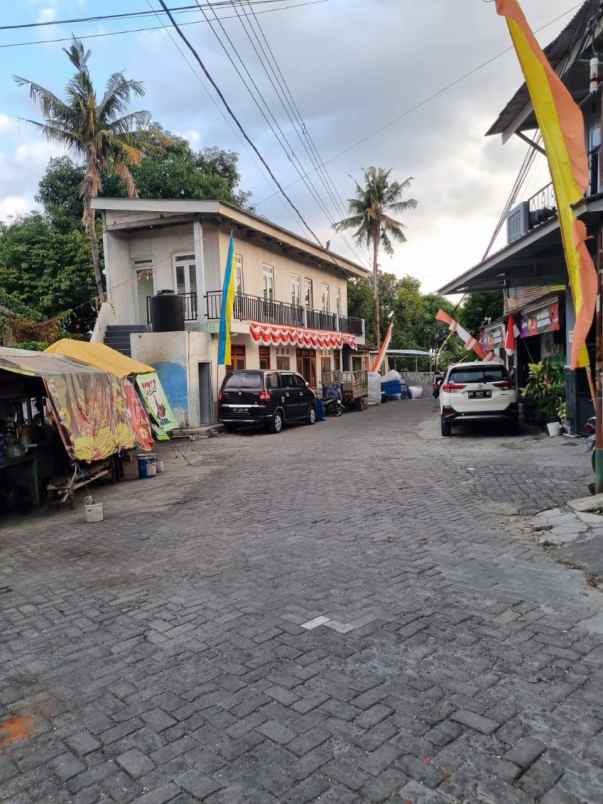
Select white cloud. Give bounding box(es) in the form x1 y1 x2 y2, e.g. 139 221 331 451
0 115 17 133
0 196 30 222
36 7 57 24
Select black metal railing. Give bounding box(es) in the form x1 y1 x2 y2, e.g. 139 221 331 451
527 148 600 233
146 292 197 324
307 309 337 331
527 182 557 229
206 291 365 335
206 291 304 327
338 316 364 336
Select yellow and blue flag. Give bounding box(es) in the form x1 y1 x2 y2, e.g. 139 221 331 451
218 236 237 366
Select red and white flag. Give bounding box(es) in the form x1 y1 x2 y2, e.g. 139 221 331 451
435 309 487 360
504 315 519 355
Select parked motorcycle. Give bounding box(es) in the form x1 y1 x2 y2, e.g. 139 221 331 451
323 383 345 417
432 374 444 399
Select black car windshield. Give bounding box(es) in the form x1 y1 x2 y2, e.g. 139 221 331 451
448 366 507 384
223 372 263 390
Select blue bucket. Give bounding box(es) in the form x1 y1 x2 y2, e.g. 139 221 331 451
137 453 157 479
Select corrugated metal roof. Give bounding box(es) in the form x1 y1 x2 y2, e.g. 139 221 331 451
486 0 599 137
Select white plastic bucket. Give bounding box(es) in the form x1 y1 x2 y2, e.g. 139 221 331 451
156 459 164 474
546 421 562 437
84 502 104 523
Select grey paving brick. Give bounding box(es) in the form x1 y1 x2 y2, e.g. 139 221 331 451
505 736 547 769
142 708 177 733
175 770 223 799
132 784 181 804
51 752 86 782
66 731 102 756
256 719 297 745
450 709 500 735
116 748 155 778
355 703 393 729
288 727 330 757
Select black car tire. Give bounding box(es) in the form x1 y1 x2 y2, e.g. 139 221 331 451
223 423 236 433
441 417 452 437
307 405 317 425
269 410 284 434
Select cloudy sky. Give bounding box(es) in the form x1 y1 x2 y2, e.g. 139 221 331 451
0 0 581 292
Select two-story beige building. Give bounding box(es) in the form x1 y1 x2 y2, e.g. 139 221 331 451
91 198 368 428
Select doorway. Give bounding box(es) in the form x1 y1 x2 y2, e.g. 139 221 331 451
198 362 213 425
136 267 154 325
296 349 316 388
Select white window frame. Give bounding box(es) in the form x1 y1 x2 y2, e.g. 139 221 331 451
303 277 313 308
173 253 197 295
235 253 244 295
290 274 301 307
320 283 330 313
262 264 274 301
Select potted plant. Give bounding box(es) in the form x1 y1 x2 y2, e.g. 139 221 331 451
522 357 565 434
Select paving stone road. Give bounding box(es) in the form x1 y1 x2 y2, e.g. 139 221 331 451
2 398 603 803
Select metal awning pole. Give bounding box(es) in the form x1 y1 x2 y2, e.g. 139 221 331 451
595 62 603 493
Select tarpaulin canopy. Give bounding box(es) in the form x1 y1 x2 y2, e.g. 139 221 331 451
46 339 154 378
0 347 138 462
249 322 358 350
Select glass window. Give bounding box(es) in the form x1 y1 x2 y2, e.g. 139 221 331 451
175 265 186 294
229 344 246 370
266 373 280 389
448 366 507 384
291 274 301 307
279 373 293 388
235 253 244 295
262 265 274 301
276 355 290 370
259 346 271 370
292 374 306 388
188 264 197 292
303 278 313 308
223 370 261 389
321 355 331 376
320 283 330 313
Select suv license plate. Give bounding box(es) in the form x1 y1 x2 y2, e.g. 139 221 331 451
469 390 491 399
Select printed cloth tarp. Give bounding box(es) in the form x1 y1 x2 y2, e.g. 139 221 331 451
135 372 179 435
250 322 357 350
124 381 154 452
0 347 137 462
46 339 154 378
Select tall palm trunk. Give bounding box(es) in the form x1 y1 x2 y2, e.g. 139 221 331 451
84 202 104 303
372 218 381 345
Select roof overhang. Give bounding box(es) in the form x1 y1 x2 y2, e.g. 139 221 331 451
487 1 603 141
91 197 369 280
438 196 603 295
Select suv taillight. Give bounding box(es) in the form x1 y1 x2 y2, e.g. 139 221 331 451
259 390 271 402
492 380 513 390
442 383 465 392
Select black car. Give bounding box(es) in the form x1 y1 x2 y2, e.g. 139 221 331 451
218 369 316 433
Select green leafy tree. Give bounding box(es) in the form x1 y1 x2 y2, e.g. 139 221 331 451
459 290 503 335
335 167 417 343
0 214 96 335
15 38 150 300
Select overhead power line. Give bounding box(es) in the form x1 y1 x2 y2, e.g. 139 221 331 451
155 0 323 246
253 1 583 209
0 0 300 31
0 1 326 49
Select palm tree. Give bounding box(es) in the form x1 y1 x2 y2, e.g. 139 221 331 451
335 167 417 343
15 39 150 302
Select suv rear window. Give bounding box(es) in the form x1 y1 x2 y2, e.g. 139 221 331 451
448 366 507 384
223 372 263 390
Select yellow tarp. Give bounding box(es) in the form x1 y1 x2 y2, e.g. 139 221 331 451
47 339 154 378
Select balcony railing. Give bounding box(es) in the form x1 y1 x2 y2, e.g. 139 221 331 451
146 291 197 324
526 148 600 234
207 291 304 327
206 291 364 336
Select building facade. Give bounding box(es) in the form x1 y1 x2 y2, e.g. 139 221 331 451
92 198 367 428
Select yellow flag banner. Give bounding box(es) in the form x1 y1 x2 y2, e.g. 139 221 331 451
496 0 597 369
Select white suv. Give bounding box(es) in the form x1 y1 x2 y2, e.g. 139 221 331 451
439 361 518 437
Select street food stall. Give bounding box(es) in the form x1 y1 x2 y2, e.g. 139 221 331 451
0 347 143 510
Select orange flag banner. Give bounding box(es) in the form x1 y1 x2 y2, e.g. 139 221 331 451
496 0 597 369
372 321 394 373
435 309 487 360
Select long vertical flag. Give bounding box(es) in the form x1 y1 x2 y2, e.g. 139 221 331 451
372 320 394 372
496 0 597 369
435 309 487 360
218 235 237 366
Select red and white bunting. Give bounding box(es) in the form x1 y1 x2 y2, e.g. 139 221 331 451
249 322 357 351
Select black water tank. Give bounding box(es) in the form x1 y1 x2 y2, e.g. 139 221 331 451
150 290 185 332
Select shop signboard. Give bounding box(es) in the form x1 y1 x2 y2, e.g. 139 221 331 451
135 372 178 434
520 301 560 338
